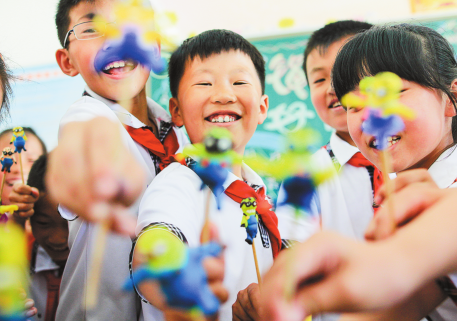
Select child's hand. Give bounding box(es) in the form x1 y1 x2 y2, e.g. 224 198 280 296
8 182 39 226
260 231 415 321
232 283 265 321
19 288 37 319
46 117 144 235
374 169 438 206
365 181 445 241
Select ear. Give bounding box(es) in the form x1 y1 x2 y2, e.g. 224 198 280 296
257 94 269 125
55 49 79 77
445 79 457 117
169 97 184 127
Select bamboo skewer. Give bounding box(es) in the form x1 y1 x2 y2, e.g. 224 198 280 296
85 220 110 309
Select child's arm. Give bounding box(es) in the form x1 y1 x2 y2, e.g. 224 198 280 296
46 117 144 234
339 281 446 321
260 185 457 320
8 183 39 227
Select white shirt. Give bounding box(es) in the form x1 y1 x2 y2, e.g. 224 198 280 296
276 132 375 242
30 245 61 321
136 162 275 321
56 87 189 321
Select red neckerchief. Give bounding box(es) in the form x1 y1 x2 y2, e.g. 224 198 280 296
347 152 384 213
224 180 281 259
126 126 179 170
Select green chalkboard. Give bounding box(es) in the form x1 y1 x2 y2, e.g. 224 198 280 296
149 16 457 197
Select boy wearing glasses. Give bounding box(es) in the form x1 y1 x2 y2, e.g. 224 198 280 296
52 0 188 320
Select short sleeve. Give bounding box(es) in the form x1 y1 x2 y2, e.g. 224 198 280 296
136 163 205 247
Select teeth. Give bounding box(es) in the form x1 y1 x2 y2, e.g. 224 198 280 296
103 60 128 71
209 115 238 123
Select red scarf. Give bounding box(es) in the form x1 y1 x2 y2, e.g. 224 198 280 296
224 180 281 259
126 126 179 170
347 152 383 213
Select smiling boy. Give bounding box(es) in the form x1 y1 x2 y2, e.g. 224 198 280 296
276 21 376 247
50 0 188 320
131 29 281 321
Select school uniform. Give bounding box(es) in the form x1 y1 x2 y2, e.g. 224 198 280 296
276 132 376 242
423 145 457 321
29 243 63 321
276 133 382 321
55 87 188 321
135 161 279 321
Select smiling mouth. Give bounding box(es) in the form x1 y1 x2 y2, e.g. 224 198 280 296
102 60 137 75
47 244 69 252
369 136 401 149
329 100 343 109
205 112 241 123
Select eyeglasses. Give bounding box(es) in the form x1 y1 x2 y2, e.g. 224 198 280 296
63 21 115 48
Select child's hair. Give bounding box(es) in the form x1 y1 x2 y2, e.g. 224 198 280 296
0 55 15 121
302 20 373 79
0 127 47 154
55 0 95 48
168 29 265 98
27 153 48 193
332 24 457 141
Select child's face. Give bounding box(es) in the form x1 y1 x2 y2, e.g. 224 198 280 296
306 38 349 133
170 50 268 154
347 79 456 172
30 193 69 266
57 0 150 101
0 133 44 205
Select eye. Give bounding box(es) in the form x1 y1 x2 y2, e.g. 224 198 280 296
34 220 49 226
196 82 211 86
234 81 248 85
313 78 325 85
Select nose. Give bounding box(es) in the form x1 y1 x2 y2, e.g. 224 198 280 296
326 81 336 96
211 83 237 105
48 228 68 247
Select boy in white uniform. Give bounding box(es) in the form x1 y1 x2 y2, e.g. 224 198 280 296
49 0 188 320
276 20 375 243
131 29 281 321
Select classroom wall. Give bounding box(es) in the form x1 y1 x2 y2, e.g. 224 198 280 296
0 0 455 151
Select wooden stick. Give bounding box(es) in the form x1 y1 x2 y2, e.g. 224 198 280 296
0 169 6 203
252 241 262 286
18 153 24 184
380 150 396 233
200 188 212 244
85 220 110 309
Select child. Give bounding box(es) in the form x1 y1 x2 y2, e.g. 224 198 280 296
26 154 69 321
131 29 280 321
276 20 374 246
0 127 46 223
331 23 457 320
50 0 188 320
260 182 457 321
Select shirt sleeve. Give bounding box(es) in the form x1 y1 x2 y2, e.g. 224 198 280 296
136 163 205 247
59 97 120 136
